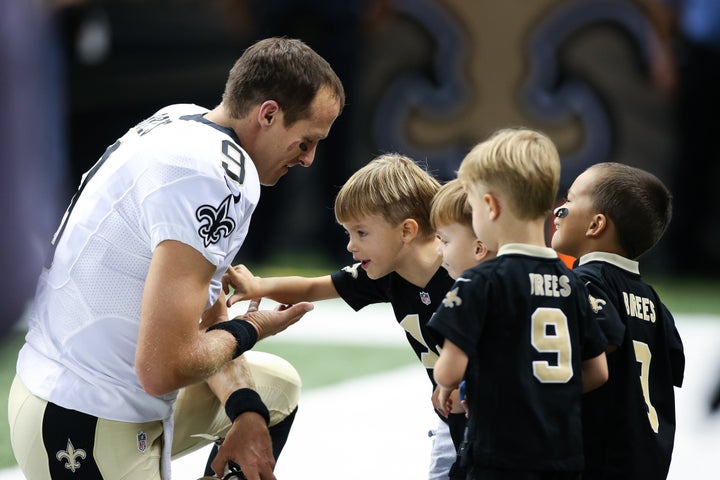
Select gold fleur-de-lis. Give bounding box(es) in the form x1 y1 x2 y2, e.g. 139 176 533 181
442 287 462 308
56 439 87 473
342 262 361 279
588 294 607 313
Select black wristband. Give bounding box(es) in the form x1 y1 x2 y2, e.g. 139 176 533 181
225 388 270 425
206 319 258 359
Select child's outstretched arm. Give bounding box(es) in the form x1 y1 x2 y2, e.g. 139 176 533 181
223 264 339 306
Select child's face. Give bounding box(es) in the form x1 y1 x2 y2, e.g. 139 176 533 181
551 168 598 258
342 214 405 279
435 222 482 279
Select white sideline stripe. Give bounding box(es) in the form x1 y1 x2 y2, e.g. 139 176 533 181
2 306 719 479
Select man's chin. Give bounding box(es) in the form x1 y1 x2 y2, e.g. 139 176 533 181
260 167 291 187
259 174 282 187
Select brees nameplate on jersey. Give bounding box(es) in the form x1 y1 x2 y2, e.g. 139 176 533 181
529 273 571 297
622 292 656 323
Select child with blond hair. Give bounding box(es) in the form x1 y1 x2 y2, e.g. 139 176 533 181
430 178 493 281
429 128 608 479
224 154 492 479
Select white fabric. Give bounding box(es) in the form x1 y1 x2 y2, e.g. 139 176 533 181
17 104 260 423
428 418 455 480
162 415 175 480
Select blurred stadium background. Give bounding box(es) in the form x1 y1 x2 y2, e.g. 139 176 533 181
69 0 692 266
2 0 719 477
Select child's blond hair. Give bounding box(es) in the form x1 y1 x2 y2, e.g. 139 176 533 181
458 128 560 220
334 153 441 237
430 179 473 231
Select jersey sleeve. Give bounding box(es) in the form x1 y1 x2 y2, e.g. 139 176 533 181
660 303 685 387
584 280 625 348
428 274 485 356
575 281 609 360
140 158 246 268
330 263 390 311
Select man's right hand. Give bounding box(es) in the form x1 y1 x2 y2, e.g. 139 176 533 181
211 411 275 479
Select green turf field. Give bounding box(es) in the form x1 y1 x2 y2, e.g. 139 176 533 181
1 272 718 469
0 333 416 468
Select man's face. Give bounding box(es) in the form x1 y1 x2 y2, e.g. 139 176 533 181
254 86 341 186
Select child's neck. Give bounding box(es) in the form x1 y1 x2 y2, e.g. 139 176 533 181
496 217 548 249
394 236 443 288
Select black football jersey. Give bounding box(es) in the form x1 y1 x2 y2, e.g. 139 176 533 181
428 244 607 472
574 252 685 479
330 262 454 388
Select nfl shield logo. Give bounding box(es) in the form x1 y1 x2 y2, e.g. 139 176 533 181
137 432 148 453
419 291 431 305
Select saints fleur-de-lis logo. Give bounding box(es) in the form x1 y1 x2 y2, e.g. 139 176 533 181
196 195 237 247
442 287 462 308
342 262 361 279
56 439 87 473
588 294 607 313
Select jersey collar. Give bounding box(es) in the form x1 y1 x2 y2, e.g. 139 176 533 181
577 251 640 274
181 113 241 145
498 243 557 259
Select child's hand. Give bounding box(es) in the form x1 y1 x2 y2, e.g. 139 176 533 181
433 385 462 417
222 264 260 306
449 386 465 415
432 385 452 417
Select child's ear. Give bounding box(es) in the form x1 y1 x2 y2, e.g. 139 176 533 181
485 193 500 220
400 218 419 242
474 240 489 261
586 213 608 238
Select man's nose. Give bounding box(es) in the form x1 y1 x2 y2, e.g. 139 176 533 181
298 145 317 167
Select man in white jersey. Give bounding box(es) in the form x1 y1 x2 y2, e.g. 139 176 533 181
8 37 344 480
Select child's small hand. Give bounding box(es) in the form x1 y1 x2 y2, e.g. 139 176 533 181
222 264 259 306
433 384 466 418
449 386 465 415
433 385 459 417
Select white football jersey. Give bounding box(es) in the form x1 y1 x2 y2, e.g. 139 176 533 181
17 104 260 422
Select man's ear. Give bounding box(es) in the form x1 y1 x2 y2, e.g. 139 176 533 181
400 218 419 243
258 100 280 126
586 213 608 238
